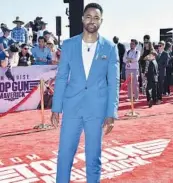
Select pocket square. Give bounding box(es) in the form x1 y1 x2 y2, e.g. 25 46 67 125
101 55 107 60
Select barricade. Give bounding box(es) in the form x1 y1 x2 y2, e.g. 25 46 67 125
0 65 56 137
0 69 139 137
34 79 53 129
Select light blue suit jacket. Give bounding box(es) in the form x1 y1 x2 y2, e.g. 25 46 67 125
52 34 120 119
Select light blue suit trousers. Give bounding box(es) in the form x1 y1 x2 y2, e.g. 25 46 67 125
52 33 120 183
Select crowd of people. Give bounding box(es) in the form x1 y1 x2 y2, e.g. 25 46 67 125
114 34 173 107
0 16 61 70
0 16 172 107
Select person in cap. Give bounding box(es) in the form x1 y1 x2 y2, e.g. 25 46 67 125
35 17 43 24
32 17 43 43
11 16 28 44
37 21 47 43
0 26 15 51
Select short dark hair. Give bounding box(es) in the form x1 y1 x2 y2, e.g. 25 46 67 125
43 30 51 36
113 36 119 44
21 43 28 48
143 35 150 41
38 36 46 42
131 39 138 45
84 3 103 15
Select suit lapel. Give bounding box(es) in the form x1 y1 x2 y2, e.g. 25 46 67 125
77 34 87 81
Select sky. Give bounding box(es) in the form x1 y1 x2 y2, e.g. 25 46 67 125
1 0 173 42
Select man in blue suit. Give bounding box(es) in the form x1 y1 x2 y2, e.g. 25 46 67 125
51 3 120 183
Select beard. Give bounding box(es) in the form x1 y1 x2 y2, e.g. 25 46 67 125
84 23 100 34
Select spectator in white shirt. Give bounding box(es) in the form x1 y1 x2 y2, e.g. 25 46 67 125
37 21 47 43
25 21 34 45
123 39 140 101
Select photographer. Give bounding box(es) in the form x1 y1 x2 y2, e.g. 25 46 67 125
32 17 43 44
37 21 47 43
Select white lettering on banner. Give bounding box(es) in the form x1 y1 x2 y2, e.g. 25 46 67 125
0 65 57 113
0 139 170 182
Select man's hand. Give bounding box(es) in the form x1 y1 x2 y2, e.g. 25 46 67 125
103 117 115 135
51 112 60 128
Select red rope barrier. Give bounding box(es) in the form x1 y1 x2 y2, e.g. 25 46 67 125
0 85 39 118
0 75 131 119
120 76 131 91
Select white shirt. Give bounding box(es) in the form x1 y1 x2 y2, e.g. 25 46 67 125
37 29 46 42
0 28 3 37
82 40 98 79
123 49 140 70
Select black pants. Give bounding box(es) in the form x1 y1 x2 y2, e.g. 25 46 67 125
146 82 157 102
163 67 172 95
120 62 122 87
157 76 164 100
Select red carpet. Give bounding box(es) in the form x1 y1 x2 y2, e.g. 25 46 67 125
0 91 173 183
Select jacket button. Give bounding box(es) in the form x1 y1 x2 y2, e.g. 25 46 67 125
85 87 87 90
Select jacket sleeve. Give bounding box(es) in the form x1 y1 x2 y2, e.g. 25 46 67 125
106 45 120 119
123 51 127 63
51 41 70 113
162 52 169 67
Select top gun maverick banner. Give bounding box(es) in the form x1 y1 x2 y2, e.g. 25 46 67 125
0 65 57 113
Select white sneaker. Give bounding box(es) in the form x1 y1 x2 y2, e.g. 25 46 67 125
126 99 131 102
134 99 139 102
